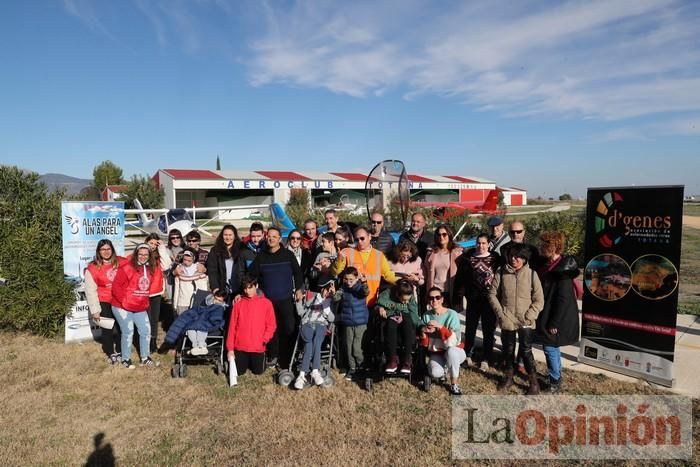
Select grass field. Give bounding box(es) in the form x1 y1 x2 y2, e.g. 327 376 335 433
680 220 700 315
1 331 697 466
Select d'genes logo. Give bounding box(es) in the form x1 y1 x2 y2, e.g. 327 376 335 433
594 192 672 248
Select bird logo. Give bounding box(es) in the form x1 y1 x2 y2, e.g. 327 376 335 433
65 215 80 235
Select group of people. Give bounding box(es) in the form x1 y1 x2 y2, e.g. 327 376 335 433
85 207 581 395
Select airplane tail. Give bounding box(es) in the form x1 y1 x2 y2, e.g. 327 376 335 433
482 190 500 213
133 199 150 226
270 203 297 231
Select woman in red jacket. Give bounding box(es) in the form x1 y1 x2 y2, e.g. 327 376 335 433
85 239 126 364
111 244 163 369
226 274 277 377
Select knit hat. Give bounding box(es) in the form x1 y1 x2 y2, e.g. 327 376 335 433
487 216 504 227
314 252 331 264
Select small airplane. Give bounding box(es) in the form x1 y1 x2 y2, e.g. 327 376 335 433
125 199 272 238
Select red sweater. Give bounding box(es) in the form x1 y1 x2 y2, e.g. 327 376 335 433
226 294 277 353
111 261 162 312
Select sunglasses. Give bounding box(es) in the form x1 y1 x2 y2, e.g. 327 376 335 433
186 238 199 242
437 232 449 237
169 236 182 240
428 295 442 301
510 230 524 234
356 236 366 241
371 220 383 224
290 236 302 240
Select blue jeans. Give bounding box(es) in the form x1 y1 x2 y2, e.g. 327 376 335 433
113 307 151 362
542 345 561 381
300 323 327 373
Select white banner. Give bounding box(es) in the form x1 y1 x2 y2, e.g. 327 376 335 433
61 202 125 343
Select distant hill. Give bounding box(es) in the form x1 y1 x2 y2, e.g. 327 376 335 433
39 173 92 196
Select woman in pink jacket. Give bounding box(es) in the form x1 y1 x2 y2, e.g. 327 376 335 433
111 244 163 369
425 224 463 305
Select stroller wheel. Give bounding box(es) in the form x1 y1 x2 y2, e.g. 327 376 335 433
277 370 295 387
179 363 188 378
171 365 180 378
215 360 223 375
364 377 373 392
322 374 336 388
423 375 431 392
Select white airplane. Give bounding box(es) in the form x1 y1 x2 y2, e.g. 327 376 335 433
124 199 269 238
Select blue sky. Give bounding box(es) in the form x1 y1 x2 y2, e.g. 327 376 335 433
1 0 699 198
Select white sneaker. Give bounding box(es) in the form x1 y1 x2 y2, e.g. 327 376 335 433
198 346 209 355
479 361 490 372
294 372 306 390
191 346 208 356
310 369 324 386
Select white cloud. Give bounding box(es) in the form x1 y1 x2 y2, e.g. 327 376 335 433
246 0 700 133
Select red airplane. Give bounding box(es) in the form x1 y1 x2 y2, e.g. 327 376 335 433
409 189 502 220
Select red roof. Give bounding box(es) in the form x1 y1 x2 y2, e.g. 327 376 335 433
330 172 366 181
444 175 478 183
105 184 128 193
256 171 311 180
407 174 435 182
162 169 224 179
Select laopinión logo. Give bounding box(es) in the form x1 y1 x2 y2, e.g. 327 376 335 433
452 395 692 460
593 192 672 248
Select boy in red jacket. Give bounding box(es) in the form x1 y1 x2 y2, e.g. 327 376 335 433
226 274 277 376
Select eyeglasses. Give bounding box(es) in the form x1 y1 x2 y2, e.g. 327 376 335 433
169 236 181 240
437 232 449 237
428 295 442 301
356 236 366 241
510 230 524 234
186 239 199 243
371 220 383 224
290 236 302 240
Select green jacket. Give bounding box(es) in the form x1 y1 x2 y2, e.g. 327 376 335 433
376 288 421 327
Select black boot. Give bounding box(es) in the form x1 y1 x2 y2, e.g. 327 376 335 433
497 368 514 393
526 372 540 395
549 376 561 394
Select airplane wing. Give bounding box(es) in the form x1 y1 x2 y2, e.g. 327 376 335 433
184 204 269 213
123 208 169 215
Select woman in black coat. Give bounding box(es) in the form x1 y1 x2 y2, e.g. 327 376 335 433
535 231 580 394
206 224 244 301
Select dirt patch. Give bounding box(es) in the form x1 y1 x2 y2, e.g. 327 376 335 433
683 216 700 229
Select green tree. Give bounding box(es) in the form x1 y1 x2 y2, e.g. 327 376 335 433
524 211 586 264
92 160 124 192
0 166 75 337
216 155 221 170
285 189 311 228
559 193 573 201
120 175 164 209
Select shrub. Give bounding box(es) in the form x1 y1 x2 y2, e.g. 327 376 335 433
0 166 75 337
522 211 586 264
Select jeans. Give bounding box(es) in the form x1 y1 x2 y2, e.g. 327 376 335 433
464 297 496 362
300 323 327 373
500 327 536 374
113 307 151 362
428 347 466 380
343 324 367 370
542 345 562 381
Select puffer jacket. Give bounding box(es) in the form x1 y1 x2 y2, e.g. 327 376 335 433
488 263 544 331
536 255 581 347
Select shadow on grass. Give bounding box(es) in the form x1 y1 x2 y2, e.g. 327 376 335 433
84 432 115 467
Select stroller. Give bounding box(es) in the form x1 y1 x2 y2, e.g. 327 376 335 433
170 289 226 378
276 290 337 388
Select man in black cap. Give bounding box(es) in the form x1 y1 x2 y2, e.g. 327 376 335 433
487 216 510 256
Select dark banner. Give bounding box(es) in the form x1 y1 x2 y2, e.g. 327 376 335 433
578 186 684 387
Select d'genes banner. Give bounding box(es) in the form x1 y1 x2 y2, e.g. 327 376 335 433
579 186 684 387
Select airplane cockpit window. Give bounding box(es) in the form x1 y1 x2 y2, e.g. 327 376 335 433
158 215 167 234
167 209 190 224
